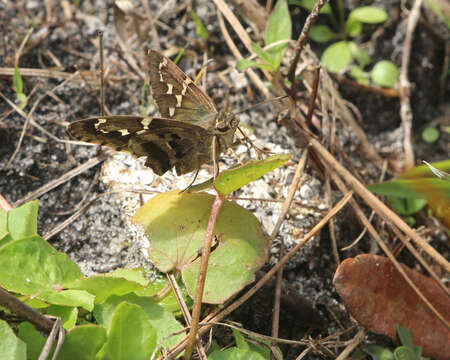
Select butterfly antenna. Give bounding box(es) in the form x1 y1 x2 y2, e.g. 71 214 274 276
236 95 288 115
98 30 105 117
224 89 230 113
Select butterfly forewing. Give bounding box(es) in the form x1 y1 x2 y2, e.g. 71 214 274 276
68 116 215 175
147 50 217 127
68 50 239 177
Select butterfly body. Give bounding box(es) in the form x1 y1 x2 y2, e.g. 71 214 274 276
68 50 239 176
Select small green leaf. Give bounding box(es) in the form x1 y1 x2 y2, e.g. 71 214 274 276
422 127 440 143
18 322 46 359
288 0 332 14
71 274 145 304
349 66 370 85
321 41 352 73
110 268 149 286
371 60 399 88
361 344 395 360
96 302 157 360
233 329 249 350
17 93 27 109
215 154 291 196
252 42 277 67
46 305 78 330
264 0 291 68
0 320 26 360
393 346 419 360
0 200 38 248
345 18 363 37
396 326 417 351
94 293 184 350
191 11 209 40
349 42 371 68
58 325 107 360
367 178 450 199
237 59 259 71
309 25 338 42
208 347 267 360
13 65 23 94
254 62 279 71
389 197 427 215
265 0 292 48
350 6 388 24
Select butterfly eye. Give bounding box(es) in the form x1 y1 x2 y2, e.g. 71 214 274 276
216 121 230 132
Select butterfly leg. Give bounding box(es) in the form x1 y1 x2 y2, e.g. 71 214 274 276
212 135 220 182
237 126 272 159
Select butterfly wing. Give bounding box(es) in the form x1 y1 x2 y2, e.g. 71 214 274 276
68 115 214 175
147 50 217 127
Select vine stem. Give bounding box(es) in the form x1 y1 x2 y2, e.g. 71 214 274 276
184 193 225 360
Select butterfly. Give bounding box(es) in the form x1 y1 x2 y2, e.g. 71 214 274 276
67 50 239 176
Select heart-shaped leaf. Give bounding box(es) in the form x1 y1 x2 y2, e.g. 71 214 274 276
133 191 269 303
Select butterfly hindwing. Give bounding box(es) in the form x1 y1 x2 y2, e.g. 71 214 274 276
67 116 214 175
147 50 217 126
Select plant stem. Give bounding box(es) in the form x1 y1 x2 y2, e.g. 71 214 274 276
184 194 225 359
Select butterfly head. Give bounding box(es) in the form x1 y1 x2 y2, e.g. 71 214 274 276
215 111 239 133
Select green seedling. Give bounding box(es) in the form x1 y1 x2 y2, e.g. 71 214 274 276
355 326 422 360
292 1 399 88
13 65 27 109
237 0 292 73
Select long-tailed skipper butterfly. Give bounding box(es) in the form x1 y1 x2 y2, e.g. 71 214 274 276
68 50 239 176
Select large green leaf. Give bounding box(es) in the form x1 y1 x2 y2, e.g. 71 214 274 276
399 159 450 179
0 200 38 248
18 322 46 360
46 305 78 330
71 275 145 304
96 302 157 360
94 293 183 350
367 178 450 199
58 325 107 360
0 320 26 360
0 236 93 310
133 191 269 304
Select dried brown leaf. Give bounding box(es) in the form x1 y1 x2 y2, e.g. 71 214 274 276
333 254 450 359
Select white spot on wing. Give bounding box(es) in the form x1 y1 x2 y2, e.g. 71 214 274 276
141 118 152 129
175 95 182 107
181 77 192 95
159 57 167 69
118 129 130 136
94 118 107 130
167 83 173 94
169 107 175 117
